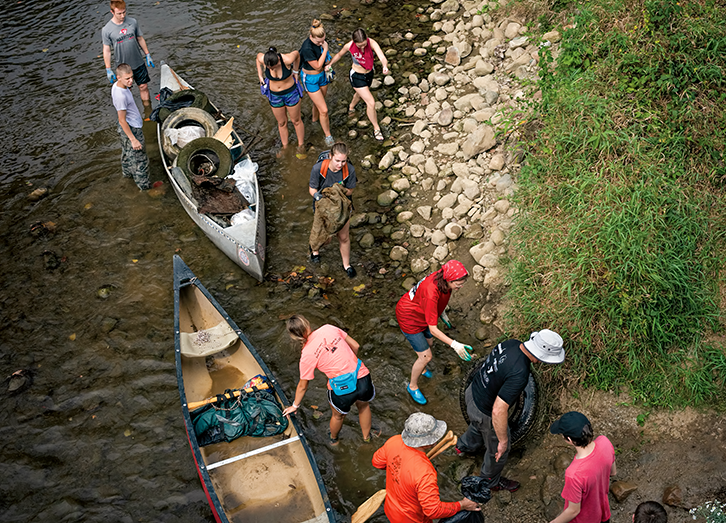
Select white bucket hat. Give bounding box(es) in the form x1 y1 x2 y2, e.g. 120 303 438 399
523 329 565 364
401 412 447 448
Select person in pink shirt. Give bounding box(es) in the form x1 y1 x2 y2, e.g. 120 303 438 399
282 315 377 445
549 411 617 523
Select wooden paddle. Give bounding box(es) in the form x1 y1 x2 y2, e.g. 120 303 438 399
350 431 457 523
170 68 189 91
188 382 270 410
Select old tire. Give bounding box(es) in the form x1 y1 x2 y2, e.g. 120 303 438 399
158 89 215 123
176 137 233 180
459 355 539 449
161 108 219 160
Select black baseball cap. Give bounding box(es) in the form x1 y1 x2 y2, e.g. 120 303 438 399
549 411 591 438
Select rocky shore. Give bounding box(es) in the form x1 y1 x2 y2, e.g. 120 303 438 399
345 0 561 332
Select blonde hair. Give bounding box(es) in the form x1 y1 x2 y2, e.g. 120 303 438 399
287 315 312 348
309 19 325 38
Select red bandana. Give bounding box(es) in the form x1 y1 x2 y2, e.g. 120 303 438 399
441 260 468 281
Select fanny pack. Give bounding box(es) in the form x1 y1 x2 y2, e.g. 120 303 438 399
329 359 361 396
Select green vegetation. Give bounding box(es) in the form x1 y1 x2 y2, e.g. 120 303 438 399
506 0 726 408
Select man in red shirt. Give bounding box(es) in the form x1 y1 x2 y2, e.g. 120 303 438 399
549 411 617 523
372 412 479 523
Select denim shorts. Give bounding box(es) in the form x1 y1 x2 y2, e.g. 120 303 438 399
301 70 331 93
401 327 433 353
328 374 375 414
132 63 150 86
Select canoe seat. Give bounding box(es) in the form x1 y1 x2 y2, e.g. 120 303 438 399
181 321 238 357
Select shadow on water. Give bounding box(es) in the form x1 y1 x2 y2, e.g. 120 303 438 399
0 0 474 521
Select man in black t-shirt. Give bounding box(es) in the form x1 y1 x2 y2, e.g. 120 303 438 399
457 330 565 492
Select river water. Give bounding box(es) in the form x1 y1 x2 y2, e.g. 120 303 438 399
0 1 482 521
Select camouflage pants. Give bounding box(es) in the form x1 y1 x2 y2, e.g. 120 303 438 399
117 123 151 190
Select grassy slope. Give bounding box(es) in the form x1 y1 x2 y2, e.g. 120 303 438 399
504 0 726 408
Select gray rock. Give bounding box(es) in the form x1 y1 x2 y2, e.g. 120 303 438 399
435 142 459 156
495 173 513 193
472 265 486 282
412 120 428 135
442 208 454 220
377 189 399 207
417 205 432 220
432 72 451 86
491 228 505 245
431 229 448 246
504 22 521 39
409 154 426 166
421 178 434 191
367 212 382 224
392 178 411 192
359 233 375 248
440 0 459 13
484 267 502 286
371 78 382 89
444 222 463 240
396 211 414 223
469 240 496 264
379 151 395 170
433 244 449 261
435 87 449 101
425 158 439 175
410 258 430 274
391 230 406 241
414 47 428 57
489 153 505 170
458 41 472 58
436 193 458 210
350 213 368 227
484 90 499 105
442 21 456 33
509 36 528 49
493 199 510 213
452 163 469 179
462 124 496 159
384 75 395 86
472 14 483 27
465 223 484 239
543 30 561 43
390 246 409 261
402 276 417 290
410 224 426 237
411 140 426 154
438 107 454 126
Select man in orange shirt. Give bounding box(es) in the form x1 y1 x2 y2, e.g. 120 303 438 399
372 413 480 523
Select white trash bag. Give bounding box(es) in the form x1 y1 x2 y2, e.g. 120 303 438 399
164 125 206 149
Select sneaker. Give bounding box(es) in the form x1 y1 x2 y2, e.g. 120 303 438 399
363 426 382 443
296 145 308 159
421 368 433 378
406 384 427 405
345 265 357 278
327 430 340 446
324 135 335 147
309 246 321 264
491 477 520 492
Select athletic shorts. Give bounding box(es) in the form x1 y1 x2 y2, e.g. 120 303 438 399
401 327 433 353
132 63 150 86
328 373 375 414
268 84 302 108
301 70 331 93
350 69 374 89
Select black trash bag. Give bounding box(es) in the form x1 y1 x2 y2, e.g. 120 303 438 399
149 88 176 122
461 476 492 504
439 510 484 523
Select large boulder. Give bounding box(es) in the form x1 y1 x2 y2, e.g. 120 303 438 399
462 125 496 159
377 190 399 207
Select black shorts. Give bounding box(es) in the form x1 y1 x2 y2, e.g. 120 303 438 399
349 69 374 89
132 63 150 86
328 373 375 414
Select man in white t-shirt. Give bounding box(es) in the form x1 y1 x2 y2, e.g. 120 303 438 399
112 63 151 190
102 0 154 104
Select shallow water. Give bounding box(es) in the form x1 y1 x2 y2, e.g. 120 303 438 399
0 0 478 521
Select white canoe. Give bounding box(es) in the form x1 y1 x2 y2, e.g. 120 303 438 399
158 63 266 281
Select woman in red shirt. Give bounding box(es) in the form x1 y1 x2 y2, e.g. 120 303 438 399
395 260 473 405
327 28 389 141
282 314 377 444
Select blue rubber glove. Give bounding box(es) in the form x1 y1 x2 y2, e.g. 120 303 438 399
451 341 474 361
440 311 452 329
106 68 116 83
145 53 155 68
313 191 323 201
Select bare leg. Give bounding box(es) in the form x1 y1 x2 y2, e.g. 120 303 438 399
270 105 290 148
337 220 351 268
138 83 150 103
357 401 372 439
330 410 345 440
349 92 361 112
286 102 305 147
409 344 433 391
354 85 380 132
308 87 331 138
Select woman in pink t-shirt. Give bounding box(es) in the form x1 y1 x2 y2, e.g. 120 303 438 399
395 260 473 405
282 315 377 445
327 28 389 141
